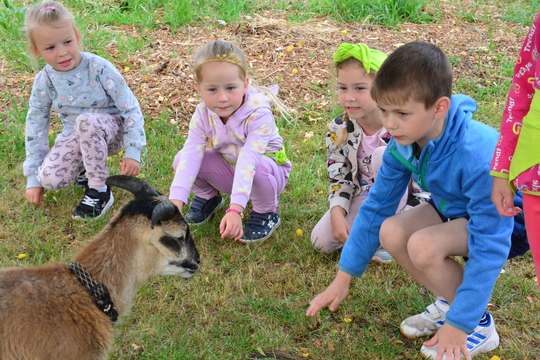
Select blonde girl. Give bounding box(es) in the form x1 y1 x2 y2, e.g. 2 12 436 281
310 43 408 257
169 40 292 243
23 1 146 220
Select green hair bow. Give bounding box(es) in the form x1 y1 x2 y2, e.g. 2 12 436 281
333 43 387 73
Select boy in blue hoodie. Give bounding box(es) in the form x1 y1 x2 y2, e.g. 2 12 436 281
306 41 513 360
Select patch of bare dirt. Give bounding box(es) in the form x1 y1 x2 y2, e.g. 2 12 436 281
1 5 531 129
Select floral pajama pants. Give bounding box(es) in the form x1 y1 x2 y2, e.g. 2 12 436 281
37 113 124 190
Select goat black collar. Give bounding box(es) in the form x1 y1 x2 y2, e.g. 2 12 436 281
68 261 119 322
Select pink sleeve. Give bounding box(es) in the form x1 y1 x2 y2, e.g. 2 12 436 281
491 13 540 175
169 105 208 203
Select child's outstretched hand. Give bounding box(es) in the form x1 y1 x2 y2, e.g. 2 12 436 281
306 270 352 316
121 158 140 176
491 177 522 217
422 323 470 360
26 187 44 205
220 205 244 241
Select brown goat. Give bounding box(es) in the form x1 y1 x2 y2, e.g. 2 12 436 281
0 176 200 360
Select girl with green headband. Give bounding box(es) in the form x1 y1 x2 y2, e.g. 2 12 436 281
310 43 409 258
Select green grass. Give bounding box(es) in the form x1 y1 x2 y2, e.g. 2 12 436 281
1 0 540 359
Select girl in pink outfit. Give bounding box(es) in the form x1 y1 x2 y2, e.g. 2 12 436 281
169 40 291 244
490 12 540 289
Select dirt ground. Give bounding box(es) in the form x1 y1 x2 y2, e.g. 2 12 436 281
1 4 530 129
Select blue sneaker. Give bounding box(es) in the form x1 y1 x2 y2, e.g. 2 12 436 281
185 195 224 225
240 211 281 244
421 312 499 359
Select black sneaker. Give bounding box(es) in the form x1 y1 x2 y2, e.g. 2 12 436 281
73 186 114 221
185 195 224 225
240 211 281 244
74 170 89 189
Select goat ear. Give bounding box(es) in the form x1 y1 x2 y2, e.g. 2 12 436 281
106 175 161 199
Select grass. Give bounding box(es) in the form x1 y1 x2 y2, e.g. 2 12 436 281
1 0 540 359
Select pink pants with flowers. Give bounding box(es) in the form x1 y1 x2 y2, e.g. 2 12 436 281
37 113 124 191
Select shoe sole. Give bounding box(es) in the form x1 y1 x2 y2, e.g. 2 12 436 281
371 255 393 264
186 197 225 225
239 217 281 244
400 325 436 339
72 193 114 221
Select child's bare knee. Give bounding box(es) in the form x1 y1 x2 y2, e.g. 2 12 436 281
408 234 437 269
380 216 405 250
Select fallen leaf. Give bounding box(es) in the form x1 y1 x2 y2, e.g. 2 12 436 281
124 66 131 72
343 318 352 322
17 254 26 259
286 45 295 51
395 340 403 344
490 356 500 360
328 342 335 351
312 340 321 347
292 68 298 74
300 347 309 352
341 29 348 34
296 229 304 236
205 276 210 283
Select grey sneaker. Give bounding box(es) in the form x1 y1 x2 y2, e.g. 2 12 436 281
372 248 393 263
400 298 449 338
421 312 499 359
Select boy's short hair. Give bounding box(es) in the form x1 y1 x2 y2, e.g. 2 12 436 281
370 41 453 109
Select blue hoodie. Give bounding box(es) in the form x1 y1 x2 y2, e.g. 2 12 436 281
339 94 513 333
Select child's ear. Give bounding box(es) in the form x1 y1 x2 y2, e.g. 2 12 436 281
434 96 451 119
243 77 249 94
29 44 41 57
194 82 200 94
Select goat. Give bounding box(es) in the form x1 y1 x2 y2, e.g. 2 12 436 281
0 175 200 360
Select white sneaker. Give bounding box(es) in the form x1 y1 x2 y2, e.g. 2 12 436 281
420 312 499 359
400 299 449 338
371 248 393 263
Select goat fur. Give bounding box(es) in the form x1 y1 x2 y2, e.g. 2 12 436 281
0 176 200 360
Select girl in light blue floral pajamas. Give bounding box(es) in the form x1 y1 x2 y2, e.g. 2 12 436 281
23 1 146 220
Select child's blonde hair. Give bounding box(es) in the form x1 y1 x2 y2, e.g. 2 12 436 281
24 1 81 70
193 40 290 121
332 43 387 147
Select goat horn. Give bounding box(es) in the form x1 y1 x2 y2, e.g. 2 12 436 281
151 201 178 229
106 175 161 199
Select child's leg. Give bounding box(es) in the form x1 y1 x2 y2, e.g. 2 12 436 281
310 195 366 254
380 203 469 302
76 113 124 189
37 132 82 190
523 193 540 290
190 149 235 198
249 157 292 213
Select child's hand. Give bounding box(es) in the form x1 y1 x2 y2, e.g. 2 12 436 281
423 323 470 360
330 206 350 244
220 207 244 241
26 187 44 205
306 270 352 316
491 177 522 217
121 158 141 176
170 199 185 215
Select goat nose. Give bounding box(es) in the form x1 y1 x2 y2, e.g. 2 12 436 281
182 260 200 272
